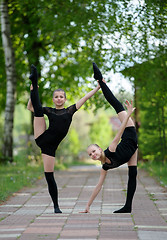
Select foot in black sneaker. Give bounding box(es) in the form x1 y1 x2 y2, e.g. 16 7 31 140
29 64 38 86
93 62 103 81
113 206 131 213
54 207 62 213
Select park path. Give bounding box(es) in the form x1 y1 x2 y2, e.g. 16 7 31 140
0 164 167 240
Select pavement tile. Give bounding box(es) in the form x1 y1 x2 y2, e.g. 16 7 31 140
0 165 167 240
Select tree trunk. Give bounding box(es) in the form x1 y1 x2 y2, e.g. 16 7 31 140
1 0 17 162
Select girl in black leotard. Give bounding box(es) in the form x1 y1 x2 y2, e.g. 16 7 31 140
27 65 100 213
81 63 138 214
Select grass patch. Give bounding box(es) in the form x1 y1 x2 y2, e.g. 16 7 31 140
0 149 95 204
0 161 43 203
139 159 167 187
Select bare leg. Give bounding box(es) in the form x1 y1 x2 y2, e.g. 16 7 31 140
34 117 46 139
117 110 135 127
42 154 62 213
128 149 138 167
42 154 55 172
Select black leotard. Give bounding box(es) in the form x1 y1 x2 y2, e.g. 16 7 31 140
102 126 138 171
35 104 77 157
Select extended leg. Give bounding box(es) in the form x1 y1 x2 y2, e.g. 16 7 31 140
43 154 62 214
29 64 43 117
29 65 46 138
93 63 135 127
93 63 124 114
114 150 138 213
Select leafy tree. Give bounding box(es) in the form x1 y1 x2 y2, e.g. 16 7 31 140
1 0 17 162
1 0 167 163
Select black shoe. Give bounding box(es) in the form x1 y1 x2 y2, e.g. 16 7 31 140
113 206 131 213
54 206 62 213
93 62 103 81
29 64 38 82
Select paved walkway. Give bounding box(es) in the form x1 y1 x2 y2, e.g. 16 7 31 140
0 164 167 240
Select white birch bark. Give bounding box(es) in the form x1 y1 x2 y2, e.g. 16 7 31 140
1 0 16 162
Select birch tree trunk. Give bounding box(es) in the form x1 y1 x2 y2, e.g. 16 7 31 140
1 0 17 162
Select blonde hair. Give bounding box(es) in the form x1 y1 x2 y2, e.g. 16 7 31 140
87 144 106 164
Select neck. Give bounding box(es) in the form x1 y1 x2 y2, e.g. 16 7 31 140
55 105 64 109
100 151 106 164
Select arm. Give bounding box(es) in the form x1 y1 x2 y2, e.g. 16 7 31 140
81 168 107 213
27 84 34 112
76 85 100 110
27 98 34 112
109 100 135 152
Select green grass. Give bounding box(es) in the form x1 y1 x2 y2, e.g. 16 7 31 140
0 149 95 204
139 159 167 187
0 160 43 203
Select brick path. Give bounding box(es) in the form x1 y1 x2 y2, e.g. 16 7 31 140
0 164 167 240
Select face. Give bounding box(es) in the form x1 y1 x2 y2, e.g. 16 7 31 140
87 145 102 160
53 91 66 108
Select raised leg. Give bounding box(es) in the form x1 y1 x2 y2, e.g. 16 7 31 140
93 63 135 128
29 65 46 138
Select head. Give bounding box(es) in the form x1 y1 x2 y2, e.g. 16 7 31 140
87 144 105 164
53 89 66 108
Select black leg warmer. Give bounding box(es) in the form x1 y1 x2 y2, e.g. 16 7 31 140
29 64 43 117
93 63 124 114
44 172 62 213
114 166 137 213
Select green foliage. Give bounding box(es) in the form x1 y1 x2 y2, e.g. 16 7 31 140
0 0 167 163
89 111 113 149
68 128 80 156
135 56 167 161
139 159 167 187
2 0 117 108
0 150 43 203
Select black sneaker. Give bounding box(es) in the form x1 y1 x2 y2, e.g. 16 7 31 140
93 62 103 81
54 206 62 213
29 64 38 82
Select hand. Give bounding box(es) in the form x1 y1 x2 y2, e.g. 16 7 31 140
30 84 39 90
79 210 90 213
97 78 106 87
29 64 38 82
124 100 136 116
79 206 90 213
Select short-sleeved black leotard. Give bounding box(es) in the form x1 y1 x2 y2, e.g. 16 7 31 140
102 126 138 171
35 104 77 157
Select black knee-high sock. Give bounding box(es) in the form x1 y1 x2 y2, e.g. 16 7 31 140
44 172 62 213
93 62 124 113
114 166 137 213
29 64 43 117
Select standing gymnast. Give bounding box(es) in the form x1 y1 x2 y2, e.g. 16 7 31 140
81 63 138 213
27 64 100 213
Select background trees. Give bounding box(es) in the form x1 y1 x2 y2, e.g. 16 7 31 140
0 0 167 163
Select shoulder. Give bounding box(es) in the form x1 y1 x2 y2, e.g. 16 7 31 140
42 107 52 114
66 104 77 114
102 164 109 171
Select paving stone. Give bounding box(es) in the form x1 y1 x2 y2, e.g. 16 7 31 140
0 165 167 240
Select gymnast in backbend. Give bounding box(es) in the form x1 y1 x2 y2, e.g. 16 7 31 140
81 63 138 213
